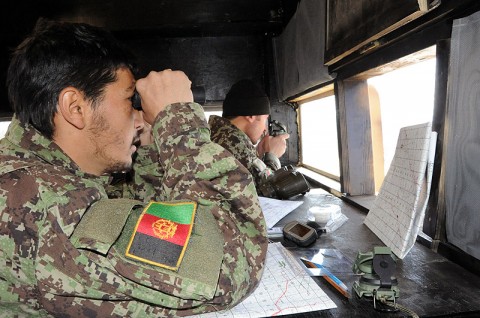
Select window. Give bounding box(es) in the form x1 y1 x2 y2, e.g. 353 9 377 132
0 121 10 139
298 91 340 180
296 47 436 193
368 56 436 174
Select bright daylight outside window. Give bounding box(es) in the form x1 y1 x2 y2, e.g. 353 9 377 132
298 50 436 184
299 93 340 179
368 57 436 174
0 121 10 139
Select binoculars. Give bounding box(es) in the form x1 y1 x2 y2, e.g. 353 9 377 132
259 165 311 200
268 118 287 137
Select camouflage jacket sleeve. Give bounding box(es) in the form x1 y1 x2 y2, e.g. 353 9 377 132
0 111 266 318
208 115 275 190
124 103 268 315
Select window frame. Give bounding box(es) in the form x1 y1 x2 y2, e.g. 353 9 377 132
297 87 341 182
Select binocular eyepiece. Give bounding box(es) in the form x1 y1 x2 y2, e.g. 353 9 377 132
132 90 142 110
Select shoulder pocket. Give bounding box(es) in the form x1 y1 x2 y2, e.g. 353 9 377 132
70 199 143 255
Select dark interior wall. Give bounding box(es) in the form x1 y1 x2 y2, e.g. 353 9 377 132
0 49 12 116
0 38 22 116
122 35 266 103
264 39 299 166
0 33 272 109
270 101 298 166
0 0 300 117
1 1 50 116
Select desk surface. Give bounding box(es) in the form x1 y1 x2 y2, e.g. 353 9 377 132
273 189 480 318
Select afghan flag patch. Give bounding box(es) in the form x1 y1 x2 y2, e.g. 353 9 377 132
125 201 197 271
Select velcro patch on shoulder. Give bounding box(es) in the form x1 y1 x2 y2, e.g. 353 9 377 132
125 201 197 271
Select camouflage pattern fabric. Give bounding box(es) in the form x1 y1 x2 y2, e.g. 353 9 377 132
208 115 279 191
0 102 267 317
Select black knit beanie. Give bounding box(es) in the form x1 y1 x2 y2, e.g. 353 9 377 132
223 79 270 116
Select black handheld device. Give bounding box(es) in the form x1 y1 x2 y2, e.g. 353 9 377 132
282 221 318 247
268 118 287 137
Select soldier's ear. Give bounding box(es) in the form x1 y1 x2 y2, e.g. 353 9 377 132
57 87 87 129
245 115 257 123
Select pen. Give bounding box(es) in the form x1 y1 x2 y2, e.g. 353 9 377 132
301 258 351 298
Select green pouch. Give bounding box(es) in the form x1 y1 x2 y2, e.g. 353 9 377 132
70 198 143 255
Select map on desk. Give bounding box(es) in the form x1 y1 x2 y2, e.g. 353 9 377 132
364 122 437 259
258 196 303 229
194 242 336 318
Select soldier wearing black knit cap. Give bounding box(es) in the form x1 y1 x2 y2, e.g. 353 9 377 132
208 79 289 191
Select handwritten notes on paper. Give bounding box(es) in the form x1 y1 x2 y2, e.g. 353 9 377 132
195 243 336 318
364 122 437 259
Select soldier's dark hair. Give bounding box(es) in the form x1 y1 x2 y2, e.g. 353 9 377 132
6 18 137 139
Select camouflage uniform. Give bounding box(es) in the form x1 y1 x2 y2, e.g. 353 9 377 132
208 115 280 190
0 103 267 317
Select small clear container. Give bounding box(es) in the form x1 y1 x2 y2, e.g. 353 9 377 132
308 205 340 225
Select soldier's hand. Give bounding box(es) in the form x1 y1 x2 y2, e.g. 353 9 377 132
136 69 194 124
258 133 289 158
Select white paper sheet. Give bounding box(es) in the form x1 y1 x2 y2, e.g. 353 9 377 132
259 196 303 229
364 122 437 259
193 243 336 317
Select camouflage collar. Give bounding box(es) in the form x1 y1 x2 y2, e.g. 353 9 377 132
4 116 111 185
208 115 253 146
208 115 230 130
209 115 244 135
